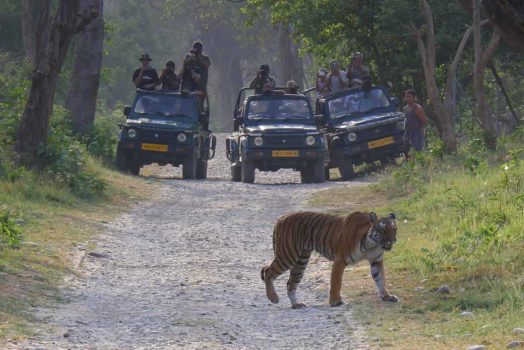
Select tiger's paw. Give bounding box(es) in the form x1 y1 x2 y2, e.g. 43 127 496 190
381 294 399 302
291 302 308 309
329 300 344 307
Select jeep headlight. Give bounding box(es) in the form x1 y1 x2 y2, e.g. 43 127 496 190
306 135 316 146
127 128 137 138
397 121 405 130
254 136 264 147
347 132 357 142
177 133 187 143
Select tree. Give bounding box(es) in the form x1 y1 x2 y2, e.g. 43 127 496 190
20 0 50 63
65 0 104 134
472 0 500 148
16 1 98 164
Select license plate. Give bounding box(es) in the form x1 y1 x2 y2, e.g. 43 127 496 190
368 137 394 149
272 150 299 157
141 143 168 152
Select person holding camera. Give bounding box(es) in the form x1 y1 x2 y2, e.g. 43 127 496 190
132 53 160 91
347 52 370 85
249 64 276 94
180 41 211 93
159 61 180 91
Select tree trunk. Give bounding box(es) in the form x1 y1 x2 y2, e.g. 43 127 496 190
21 0 51 63
275 24 305 88
473 0 500 149
66 0 104 134
412 0 458 153
16 0 98 165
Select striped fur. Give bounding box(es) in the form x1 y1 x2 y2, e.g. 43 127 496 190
261 211 398 308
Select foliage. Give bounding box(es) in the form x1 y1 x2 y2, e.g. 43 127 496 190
0 207 22 248
39 107 106 198
86 106 125 165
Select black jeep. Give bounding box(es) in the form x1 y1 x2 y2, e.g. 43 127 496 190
116 89 216 179
316 86 405 180
226 88 327 184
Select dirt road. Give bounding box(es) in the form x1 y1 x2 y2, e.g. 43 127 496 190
11 135 373 350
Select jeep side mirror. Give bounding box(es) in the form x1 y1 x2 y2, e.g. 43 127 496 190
123 106 131 117
314 114 326 126
389 97 399 107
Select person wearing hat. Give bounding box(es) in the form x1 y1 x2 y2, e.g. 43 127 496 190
159 61 180 91
326 60 349 94
249 64 276 94
347 52 370 84
180 41 211 93
132 53 160 91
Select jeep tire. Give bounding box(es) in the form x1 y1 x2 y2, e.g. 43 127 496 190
241 161 255 184
338 158 355 181
231 165 241 182
183 148 198 179
116 148 128 172
128 158 141 176
196 160 208 179
312 160 325 183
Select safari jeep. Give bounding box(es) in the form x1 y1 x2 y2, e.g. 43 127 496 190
226 88 327 184
316 85 405 180
116 89 216 179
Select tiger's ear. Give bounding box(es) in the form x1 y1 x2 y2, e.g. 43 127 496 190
388 213 396 220
369 212 378 224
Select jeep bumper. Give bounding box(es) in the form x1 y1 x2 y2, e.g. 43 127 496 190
336 133 405 161
117 140 195 165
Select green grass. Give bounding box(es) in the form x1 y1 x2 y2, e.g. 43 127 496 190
310 143 524 349
0 159 156 340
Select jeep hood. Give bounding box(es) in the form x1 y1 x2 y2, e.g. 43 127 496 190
331 112 404 131
126 117 198 130
244 124 318 134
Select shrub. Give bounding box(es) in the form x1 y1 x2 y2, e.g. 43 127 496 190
0 207 22 248
39 107 106 198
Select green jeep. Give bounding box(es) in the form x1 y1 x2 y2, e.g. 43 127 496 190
116 90 216 179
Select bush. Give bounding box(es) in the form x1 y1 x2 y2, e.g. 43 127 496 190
0 207 22 248
39 107 106 198
87 107 124 166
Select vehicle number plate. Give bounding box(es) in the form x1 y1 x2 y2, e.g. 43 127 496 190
141 143 168 152
368 137 394 149
272 150 299 157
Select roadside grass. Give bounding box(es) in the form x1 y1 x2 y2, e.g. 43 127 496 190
309 145 524 349
0 160 156 341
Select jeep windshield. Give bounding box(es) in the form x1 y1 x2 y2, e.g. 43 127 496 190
245 97 313 123
327 88 391 120
133 94 198 121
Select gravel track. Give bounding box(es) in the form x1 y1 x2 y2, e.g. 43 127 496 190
10 135 374 350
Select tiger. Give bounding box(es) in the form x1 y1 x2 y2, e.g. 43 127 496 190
261 211 399 309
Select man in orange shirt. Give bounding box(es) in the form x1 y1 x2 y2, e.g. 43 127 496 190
403 89 427 156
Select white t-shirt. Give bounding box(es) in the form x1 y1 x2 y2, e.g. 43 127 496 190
328 70 348 93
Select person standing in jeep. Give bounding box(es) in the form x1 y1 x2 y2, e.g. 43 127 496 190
403 89 427 157
180 41 211 94
132 53 160 91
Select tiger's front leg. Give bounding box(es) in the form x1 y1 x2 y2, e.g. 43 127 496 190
370 260 399 302
329 257 347 307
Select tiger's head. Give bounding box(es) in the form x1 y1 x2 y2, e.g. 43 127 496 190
369 212 397 251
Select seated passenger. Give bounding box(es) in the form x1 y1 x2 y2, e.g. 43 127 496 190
159 61 180 91
284 80 300 94
249 64 276 94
